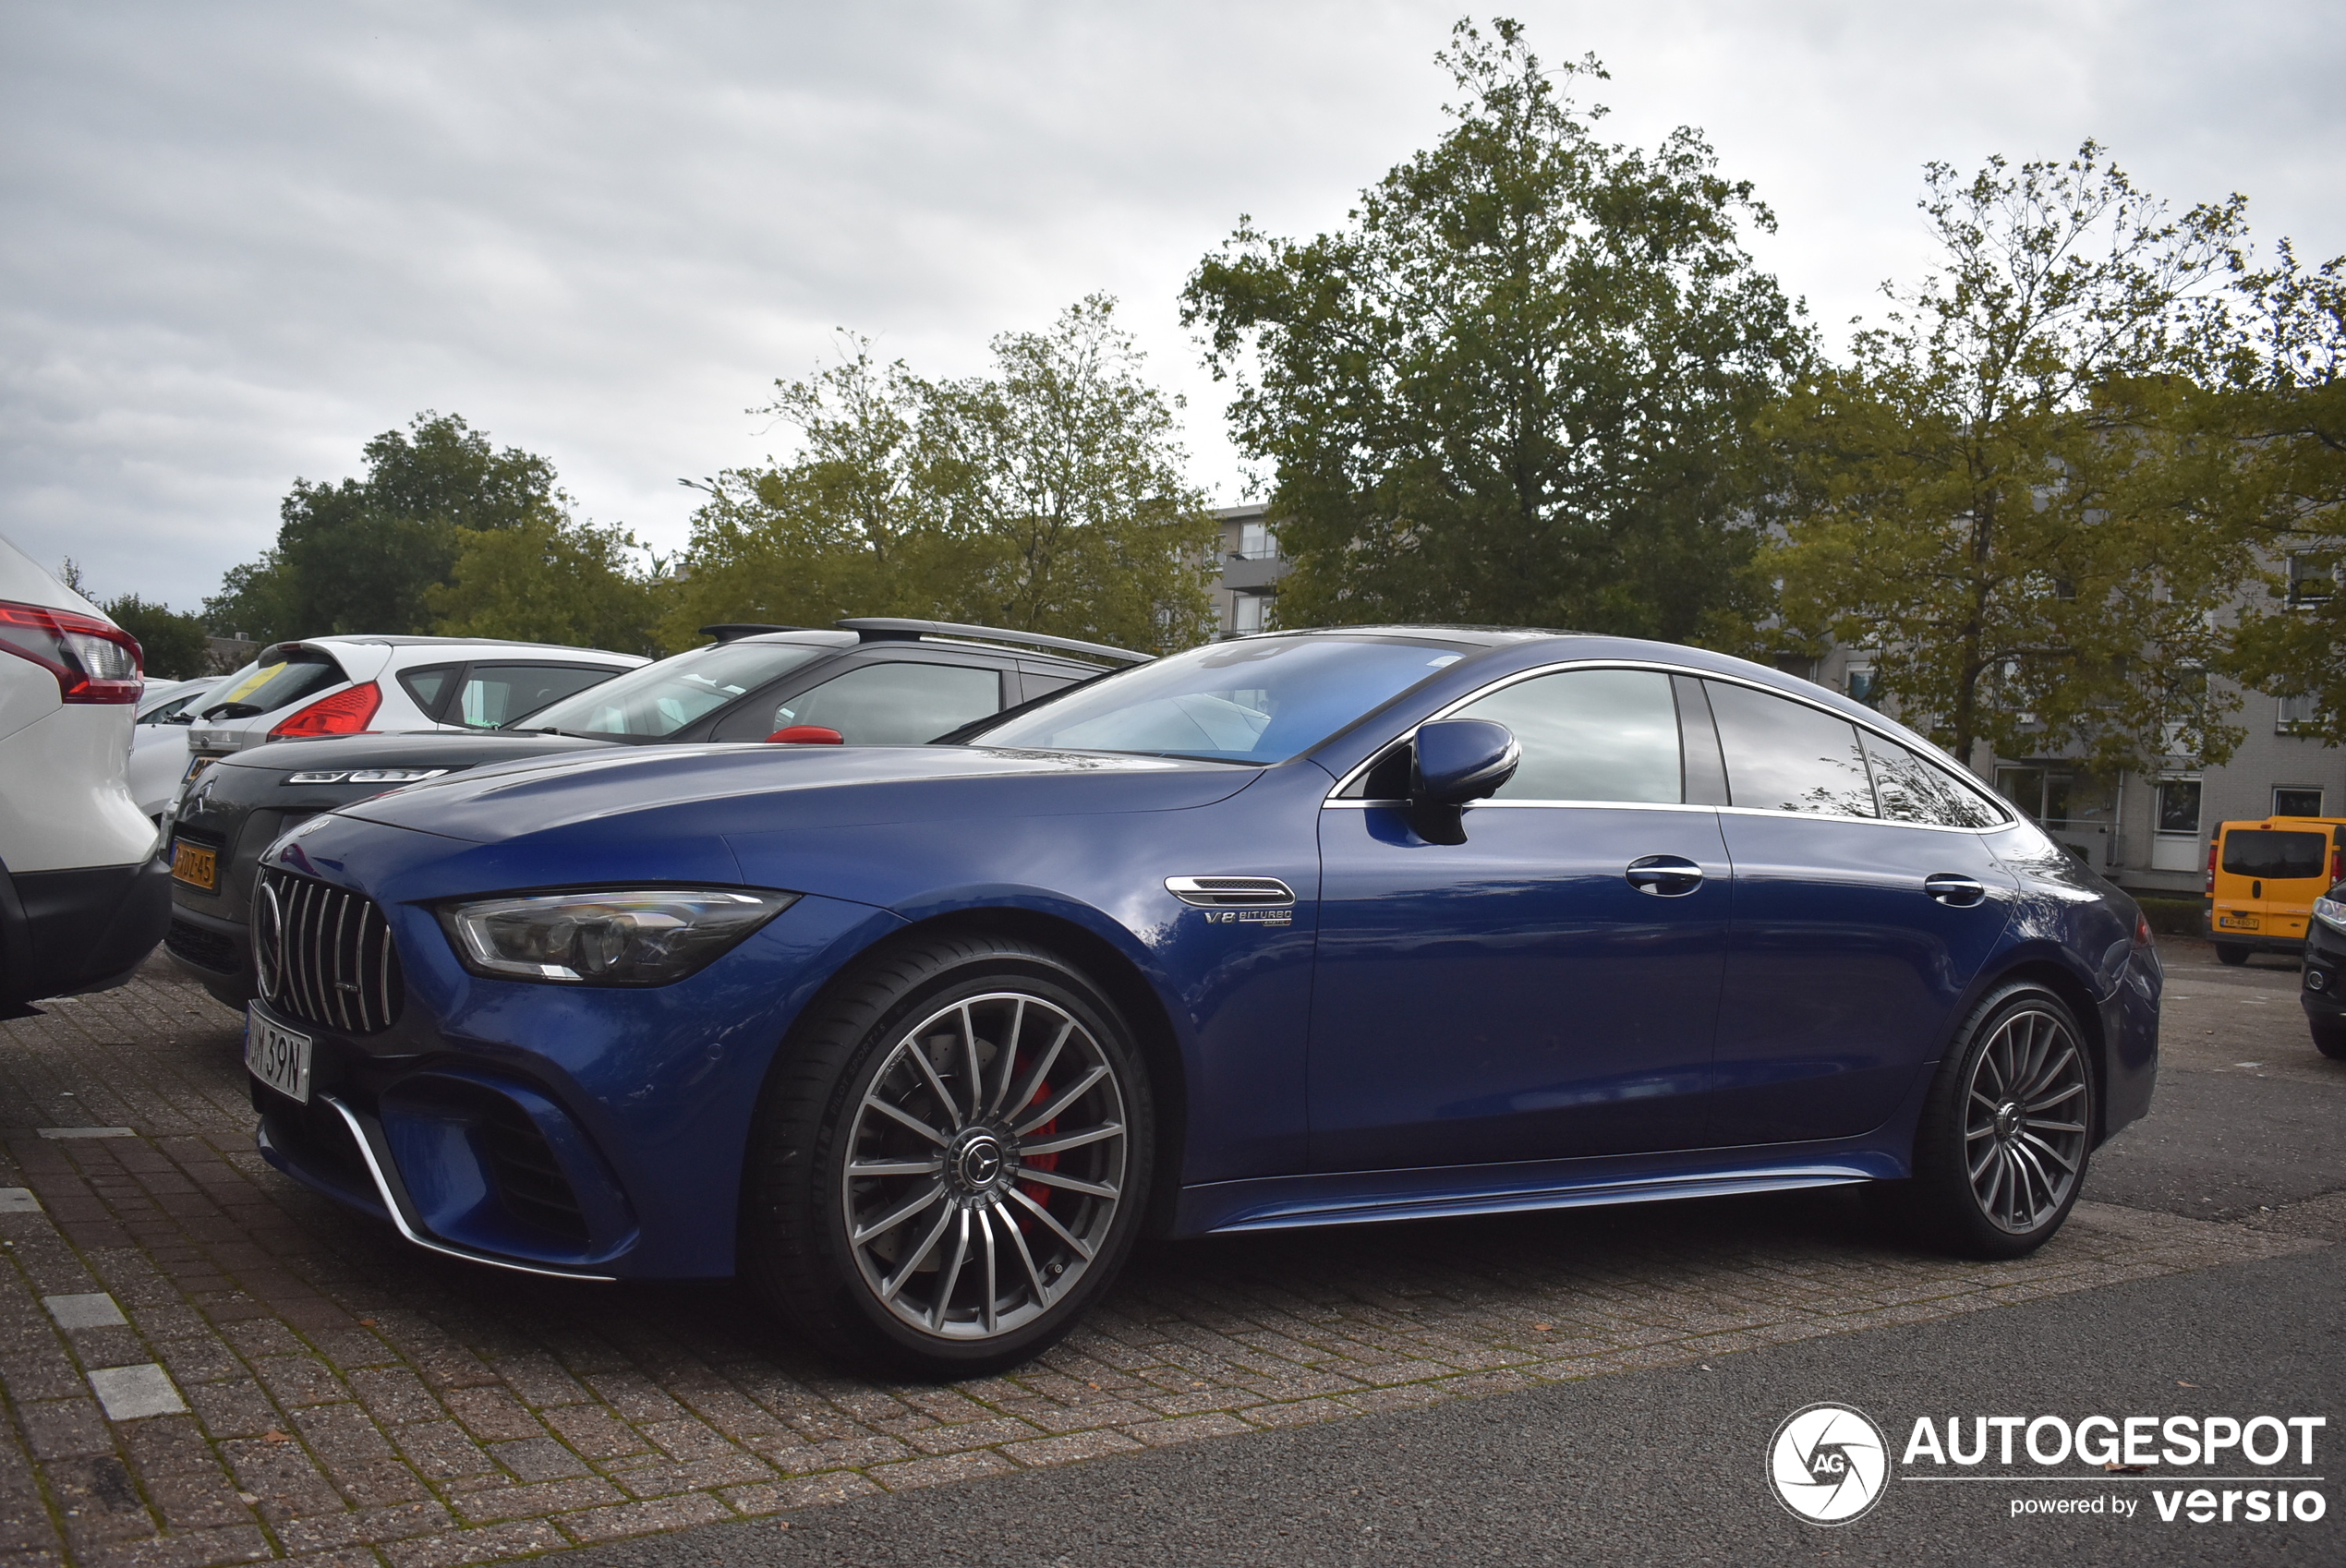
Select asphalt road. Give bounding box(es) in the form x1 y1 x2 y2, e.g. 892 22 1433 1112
549 939 2346 1568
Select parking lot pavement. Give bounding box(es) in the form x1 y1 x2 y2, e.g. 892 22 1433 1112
0 951 2329 1568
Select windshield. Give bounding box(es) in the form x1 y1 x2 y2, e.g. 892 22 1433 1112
974 635 1471 764
518 641 833 738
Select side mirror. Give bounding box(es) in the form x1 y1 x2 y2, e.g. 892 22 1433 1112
767 726 844 744
1410 718 1519 806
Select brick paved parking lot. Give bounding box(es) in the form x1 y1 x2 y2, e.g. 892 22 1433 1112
0 958 2321 1568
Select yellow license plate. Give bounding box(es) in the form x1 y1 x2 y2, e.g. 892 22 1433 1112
170 840 218 891
2218 912 2259 930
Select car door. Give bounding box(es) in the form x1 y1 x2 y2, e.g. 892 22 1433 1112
1701 678 2017 1145
1309 665 1733 1170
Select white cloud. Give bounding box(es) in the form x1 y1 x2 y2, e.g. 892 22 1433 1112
3 0 2340 609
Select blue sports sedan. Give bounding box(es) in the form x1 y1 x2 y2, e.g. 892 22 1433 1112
243 627 2159 1376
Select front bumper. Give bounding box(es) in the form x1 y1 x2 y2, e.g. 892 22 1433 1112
2300 923 2346 1022
246 874 898 1282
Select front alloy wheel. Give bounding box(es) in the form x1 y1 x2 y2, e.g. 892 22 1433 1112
841 992 1128 1340
742 935 1152 1378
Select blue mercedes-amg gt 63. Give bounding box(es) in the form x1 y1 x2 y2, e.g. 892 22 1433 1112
243 627 2159 1376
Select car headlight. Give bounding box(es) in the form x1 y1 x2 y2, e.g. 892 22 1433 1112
440 888 799 985
2316 896 2346 935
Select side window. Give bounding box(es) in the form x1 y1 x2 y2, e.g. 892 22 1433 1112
453 663 624 730
1863 734 2001 827
1020 671 1082 704
768 662 1004 743
398 664 461 721
1451 668 1682 803
1704 681 1876 817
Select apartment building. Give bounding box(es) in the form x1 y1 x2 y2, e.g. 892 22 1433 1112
1207 502 1288 637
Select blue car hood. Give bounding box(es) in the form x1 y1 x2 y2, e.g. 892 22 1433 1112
334 743 1263 844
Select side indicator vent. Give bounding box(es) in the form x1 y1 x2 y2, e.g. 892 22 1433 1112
1165 876 1297 908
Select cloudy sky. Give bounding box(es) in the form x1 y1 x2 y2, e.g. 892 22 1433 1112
5 0 2342 611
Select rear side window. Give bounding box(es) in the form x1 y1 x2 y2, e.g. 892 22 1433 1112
1452 668 1682 802
398 664 460 720
200 650 346 718
1863 735 2003 828
453 663 624 729
2222 829 2327 880
1705 681 1875 817
772 662 1004 743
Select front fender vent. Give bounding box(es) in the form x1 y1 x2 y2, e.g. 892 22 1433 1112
255 869 404 1034
1165 876 1296 908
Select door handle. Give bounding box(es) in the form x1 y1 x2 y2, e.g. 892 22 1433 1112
1626 856 1704 897
1924 874 1989 907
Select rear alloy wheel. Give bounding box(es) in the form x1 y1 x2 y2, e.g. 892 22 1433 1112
1897 983 2094 1259
742 935 1152 1378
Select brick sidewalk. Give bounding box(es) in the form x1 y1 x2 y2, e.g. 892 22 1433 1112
0 963 2316 1568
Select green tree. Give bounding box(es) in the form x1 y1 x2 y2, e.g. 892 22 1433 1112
204 412 562 641
2214 245 2346 738
1180 18 1808 641
669 302 1215 654
101 595 211 679
924 296 1218 650
428 515 669 656
1767 143 2253 774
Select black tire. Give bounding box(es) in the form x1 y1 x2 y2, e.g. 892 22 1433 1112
740 932 1154 1379
2216 943 2251 967
1890 983 2095 1260
2311 1017 2346 1061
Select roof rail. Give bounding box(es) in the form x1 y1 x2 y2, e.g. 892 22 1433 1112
700 623 806 643
835 619 1153 666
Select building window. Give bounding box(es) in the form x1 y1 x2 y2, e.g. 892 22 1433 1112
1233 521 1279 561
1844 665 1878 707
1995 766 2120 829
2279 693 2323 732
2275 787 2325 818
2287 552 2338 608
1231 590 1272 635
2156 778 2202 836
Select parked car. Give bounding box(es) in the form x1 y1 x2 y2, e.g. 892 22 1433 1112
163 620 1140 1007
238 626 2159 1378
2301 885 2346 1058
2204 814 2346 964
130 674 232 821
0 534 170 1013
181 634 652 778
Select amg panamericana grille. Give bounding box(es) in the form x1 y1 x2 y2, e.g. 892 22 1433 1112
255 868 405 1033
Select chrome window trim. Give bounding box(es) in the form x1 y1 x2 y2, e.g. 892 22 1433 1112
1320 657 2013 830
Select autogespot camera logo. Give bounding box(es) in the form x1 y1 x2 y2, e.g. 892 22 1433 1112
1769 1403 1890 1525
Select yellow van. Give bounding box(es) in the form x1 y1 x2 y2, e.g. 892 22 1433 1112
2207 815 2346 964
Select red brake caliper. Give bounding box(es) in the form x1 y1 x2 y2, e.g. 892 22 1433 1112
1016 1078 1058 1223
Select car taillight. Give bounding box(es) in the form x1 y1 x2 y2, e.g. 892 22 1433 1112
269 681 381 738
2134 911 2154 947
2206 838 2218 896
2331 847 2342 885
0 599 143 704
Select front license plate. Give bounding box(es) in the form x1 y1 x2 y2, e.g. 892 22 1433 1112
2219 912 2260 931
245 1009 312 1104
170 839 217 891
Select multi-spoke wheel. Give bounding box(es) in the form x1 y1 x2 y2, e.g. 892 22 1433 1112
1890 983 2096 1259
841 992 1128 1341
741 935 1153 1378
1959 1004 2088 1234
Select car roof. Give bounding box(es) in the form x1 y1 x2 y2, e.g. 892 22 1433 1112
268 636 648 663
728 627 1117 675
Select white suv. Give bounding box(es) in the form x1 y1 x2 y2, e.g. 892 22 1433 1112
183 636 648 778
0 533 170 1013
